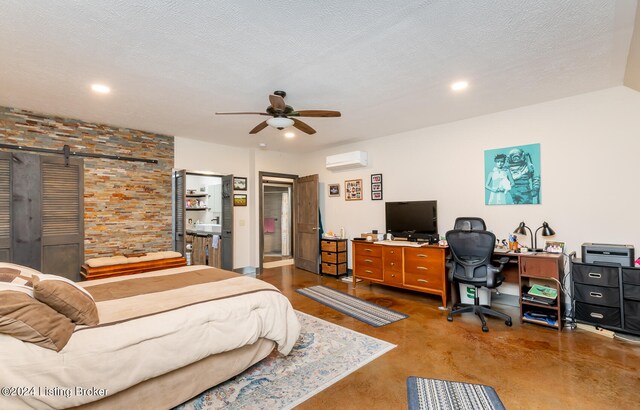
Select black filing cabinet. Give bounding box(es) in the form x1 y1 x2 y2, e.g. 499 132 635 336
572 259 640 335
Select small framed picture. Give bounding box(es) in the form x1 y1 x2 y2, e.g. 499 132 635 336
345 179 362 201
371 183 382 192
328 184 340 197
233 194 247 206
544 240 565 254
372 191 383 200
233 177 247 191
371 174 382 184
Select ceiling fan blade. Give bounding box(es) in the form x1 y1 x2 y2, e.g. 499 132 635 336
292 118 316 135
215 112 268 115
249 121 269 134
269 95 286 111
290 110 341 118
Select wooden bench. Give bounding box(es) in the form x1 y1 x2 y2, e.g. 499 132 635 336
81 252 187 280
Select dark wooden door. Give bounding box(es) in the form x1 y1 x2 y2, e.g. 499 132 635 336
40 155 84 280
173 169 187 255
294 174 319 273
0 152 11 261
221 175 233 271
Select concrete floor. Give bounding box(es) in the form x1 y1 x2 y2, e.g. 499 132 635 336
258 265 640 410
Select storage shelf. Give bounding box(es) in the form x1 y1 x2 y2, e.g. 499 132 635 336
186 194 207 198
521 300 558 309
186 207 207 211
522 317 559 329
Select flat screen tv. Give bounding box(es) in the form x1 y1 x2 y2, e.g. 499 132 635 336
385 200 437 238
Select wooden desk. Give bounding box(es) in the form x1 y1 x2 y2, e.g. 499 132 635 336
493 250 564 330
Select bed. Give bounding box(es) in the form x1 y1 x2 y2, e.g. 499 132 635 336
0 264 301 410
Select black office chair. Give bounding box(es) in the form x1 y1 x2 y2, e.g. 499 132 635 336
446 226 512 332
453 217 486 231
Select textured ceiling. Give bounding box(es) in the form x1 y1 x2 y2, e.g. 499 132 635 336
0 1 637 153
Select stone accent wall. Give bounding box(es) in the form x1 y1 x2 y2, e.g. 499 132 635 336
0 106 174 259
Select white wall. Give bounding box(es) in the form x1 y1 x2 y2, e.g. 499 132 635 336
176 86 640 276
300 86 640 268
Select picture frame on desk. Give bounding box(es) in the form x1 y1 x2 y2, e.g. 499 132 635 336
544 240 565 253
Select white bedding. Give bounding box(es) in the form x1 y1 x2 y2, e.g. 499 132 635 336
0 265 301 409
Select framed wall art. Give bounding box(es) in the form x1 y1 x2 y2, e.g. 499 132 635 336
371 173 383 200
484 143 540 205
345 179 362 201
233 177 247 191
233 194 247 206
329 183 340 197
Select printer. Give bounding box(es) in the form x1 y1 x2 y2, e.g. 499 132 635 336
581 243 635 267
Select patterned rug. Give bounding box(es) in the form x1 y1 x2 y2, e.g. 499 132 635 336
296 285 408 327
175 311 395 410
406 377 505 410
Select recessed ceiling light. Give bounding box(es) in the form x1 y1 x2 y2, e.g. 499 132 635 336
284 132 295 139
91 84 111 94
259 143 267 148
451 81 469 91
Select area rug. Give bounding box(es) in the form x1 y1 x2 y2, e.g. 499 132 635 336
406 376 506 410
175 311 395 410
296 285 408 327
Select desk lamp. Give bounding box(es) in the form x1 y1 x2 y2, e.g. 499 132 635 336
513 222 534 249
513 221 556 251
534 222 556 250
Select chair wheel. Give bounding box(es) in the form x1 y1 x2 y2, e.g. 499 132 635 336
482 326 489 332
505 320 512 327
447 315 453 322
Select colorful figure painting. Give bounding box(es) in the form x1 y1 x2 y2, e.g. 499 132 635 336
484 143 541 205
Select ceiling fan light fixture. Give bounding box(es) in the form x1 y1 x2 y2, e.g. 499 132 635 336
266 117 294 129
284 132 295 138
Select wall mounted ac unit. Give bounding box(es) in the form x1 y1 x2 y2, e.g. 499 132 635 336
325 151 368 170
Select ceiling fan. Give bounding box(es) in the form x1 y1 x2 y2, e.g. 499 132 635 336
215 90 341 135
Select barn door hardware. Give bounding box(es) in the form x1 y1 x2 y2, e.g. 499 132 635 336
0 143 158 166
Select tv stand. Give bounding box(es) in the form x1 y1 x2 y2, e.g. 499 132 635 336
352 240 448 307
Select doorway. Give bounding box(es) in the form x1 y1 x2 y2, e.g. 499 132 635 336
259 172 296 271
173 171 232 270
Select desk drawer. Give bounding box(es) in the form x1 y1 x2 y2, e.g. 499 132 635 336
322 251 346 264
404 270 443 290
354 243 382 258
573 263 619 287
575 302 621 328
405 258 441 275
520 257 559 279
574 283 620 307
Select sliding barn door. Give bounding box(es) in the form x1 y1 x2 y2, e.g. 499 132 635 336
0 152 11 261
10 152 84 280
40 155 84 281
221 175 233 271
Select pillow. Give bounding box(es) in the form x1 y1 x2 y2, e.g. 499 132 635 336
32 275 99 326
0 262 44 279
0 283 75 351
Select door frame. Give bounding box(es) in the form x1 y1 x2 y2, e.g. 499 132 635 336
258 171 298 273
